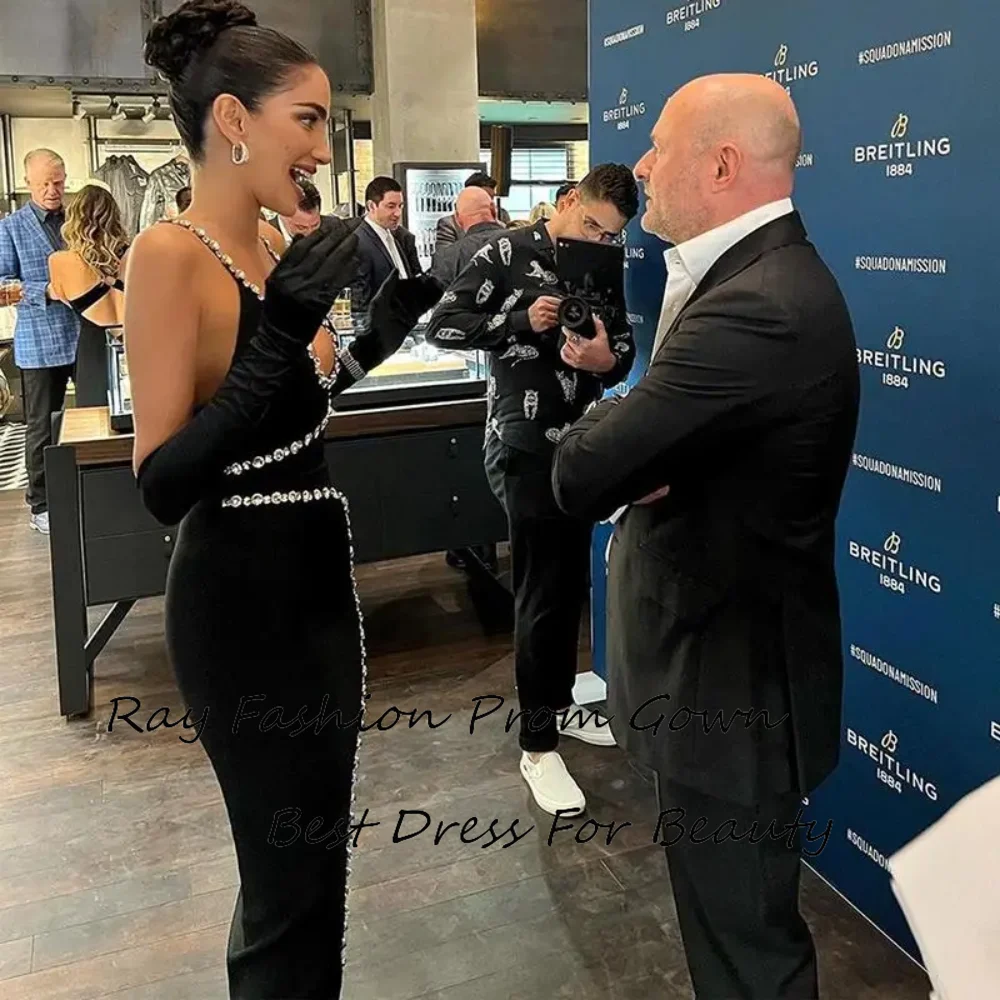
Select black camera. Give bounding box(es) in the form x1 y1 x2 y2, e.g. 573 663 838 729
554 237 626 342
557 295 597 339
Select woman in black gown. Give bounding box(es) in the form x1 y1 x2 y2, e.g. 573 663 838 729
125 3 439 997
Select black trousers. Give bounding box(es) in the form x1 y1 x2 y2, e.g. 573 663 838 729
655 774 819 999
485 437 591 753
22 364 73 514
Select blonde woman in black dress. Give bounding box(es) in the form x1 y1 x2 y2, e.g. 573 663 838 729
48 183 127 406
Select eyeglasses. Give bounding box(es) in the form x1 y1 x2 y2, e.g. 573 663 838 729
581 214 625 244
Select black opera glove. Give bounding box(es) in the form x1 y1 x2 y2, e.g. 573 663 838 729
265 222 360 342
337 272 444 384
135 226 361 527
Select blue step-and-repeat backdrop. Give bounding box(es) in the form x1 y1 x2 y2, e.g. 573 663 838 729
587 0 999 961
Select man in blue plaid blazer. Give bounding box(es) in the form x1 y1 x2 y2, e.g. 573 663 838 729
0 149 79 533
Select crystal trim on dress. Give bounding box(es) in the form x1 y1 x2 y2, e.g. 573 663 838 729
220 486 342 508
333 487 368 981
224 399 334 477
168 219 265 299
170 225 344 481
170 220 340 390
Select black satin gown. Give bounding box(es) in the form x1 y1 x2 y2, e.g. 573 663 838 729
165 274 365 998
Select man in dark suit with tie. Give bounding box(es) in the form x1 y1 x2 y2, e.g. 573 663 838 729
552 74 860 999
350 177 423 315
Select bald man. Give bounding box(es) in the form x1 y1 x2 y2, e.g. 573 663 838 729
429 186 503 286
553 75 859 998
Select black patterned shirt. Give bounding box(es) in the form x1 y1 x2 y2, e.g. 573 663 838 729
425 220 634 454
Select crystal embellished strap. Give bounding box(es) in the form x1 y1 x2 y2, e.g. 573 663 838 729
166 218 265 299
224 399 334 477
221 485 343 509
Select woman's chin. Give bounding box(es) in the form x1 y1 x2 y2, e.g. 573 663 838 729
261 190 298 219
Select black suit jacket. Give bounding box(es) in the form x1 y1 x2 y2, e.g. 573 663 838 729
552 212 860 806
350 220 423 312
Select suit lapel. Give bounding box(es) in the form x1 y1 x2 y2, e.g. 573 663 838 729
362 222 396 272
651 212 808 363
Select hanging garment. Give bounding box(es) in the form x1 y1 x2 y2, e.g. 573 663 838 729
138 157 191 231
94 155 149 238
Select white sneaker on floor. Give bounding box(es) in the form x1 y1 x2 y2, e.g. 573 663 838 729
558 703 617 747
520 751 586 816
29 512 49 534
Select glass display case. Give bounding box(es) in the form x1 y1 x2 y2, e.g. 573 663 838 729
106 331 133 433
393 161 484 271
334 300 487 410
104 309 488 425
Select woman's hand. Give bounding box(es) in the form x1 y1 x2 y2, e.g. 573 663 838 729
263 225 360 344
348 272 443 374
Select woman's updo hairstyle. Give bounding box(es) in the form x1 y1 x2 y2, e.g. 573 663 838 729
144 0 316 162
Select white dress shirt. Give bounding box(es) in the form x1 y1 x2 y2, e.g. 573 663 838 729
651 198 794 358
365 217 409 278
605 198 794 528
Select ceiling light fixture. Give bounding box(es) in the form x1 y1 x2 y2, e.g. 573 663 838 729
110 98 126 122
142 99 159 125
71 98 85 121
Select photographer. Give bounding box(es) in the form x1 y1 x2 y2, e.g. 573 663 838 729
426 163 638 817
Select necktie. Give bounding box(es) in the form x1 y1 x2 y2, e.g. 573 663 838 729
384 231 409 278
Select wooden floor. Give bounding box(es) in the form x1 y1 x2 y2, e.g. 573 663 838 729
0 487 932 999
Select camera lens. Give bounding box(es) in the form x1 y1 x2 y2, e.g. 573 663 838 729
560 297 586 326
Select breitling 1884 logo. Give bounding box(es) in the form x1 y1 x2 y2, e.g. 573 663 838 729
848 531 942 596
666 0 723 33
846 728 939 801
603 88 646 131
854 113 952 179
764 44 820 92
857 325 947 390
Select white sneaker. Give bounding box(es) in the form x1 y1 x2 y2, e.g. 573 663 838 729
557 704 617 747
520 751 586 816
29 512 50 535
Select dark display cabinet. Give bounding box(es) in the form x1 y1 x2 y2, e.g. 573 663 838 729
45 399 508 718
